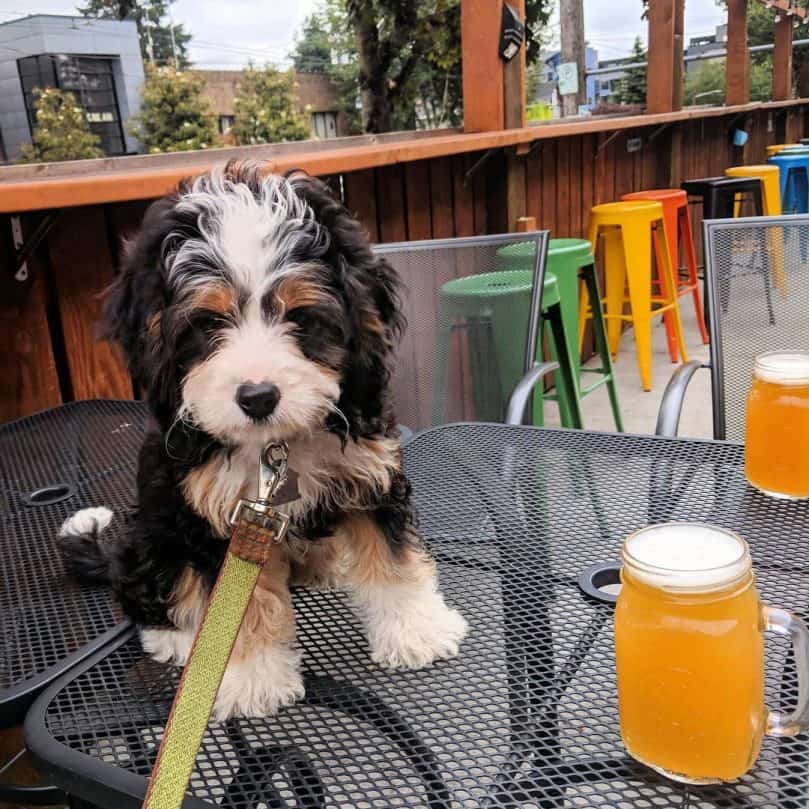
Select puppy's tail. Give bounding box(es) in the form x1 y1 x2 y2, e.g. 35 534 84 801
57 506 116 585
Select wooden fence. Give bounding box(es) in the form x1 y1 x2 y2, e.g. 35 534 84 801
2 102 808 423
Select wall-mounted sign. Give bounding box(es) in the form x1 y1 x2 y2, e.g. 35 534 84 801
86 111 115 123
558 62 579 96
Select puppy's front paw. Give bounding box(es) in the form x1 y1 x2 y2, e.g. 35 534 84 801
59 506 113 538
141 627 195 667
367 588 469 671
212 644 304 721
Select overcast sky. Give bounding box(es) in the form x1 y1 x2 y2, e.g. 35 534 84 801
0 1 726 68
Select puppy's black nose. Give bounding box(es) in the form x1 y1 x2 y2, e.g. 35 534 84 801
236 382 280 420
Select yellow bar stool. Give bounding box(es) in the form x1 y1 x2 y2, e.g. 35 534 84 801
725 165 787 297
725 165 782 214
583 200 689 392
767 143 802 156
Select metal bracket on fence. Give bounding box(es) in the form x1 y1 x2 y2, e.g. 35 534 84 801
648 124 670 143
515 139 542 158
595 130 621 157
464 148 500 189
10 211 61 282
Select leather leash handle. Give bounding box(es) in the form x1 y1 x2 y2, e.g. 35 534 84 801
142 447 290 809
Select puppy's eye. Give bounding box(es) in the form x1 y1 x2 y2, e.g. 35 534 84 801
193 310 232 332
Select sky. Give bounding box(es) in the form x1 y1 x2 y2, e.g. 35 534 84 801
0 0 726 68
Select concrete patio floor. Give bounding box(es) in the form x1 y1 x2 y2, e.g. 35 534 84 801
544 290 714 439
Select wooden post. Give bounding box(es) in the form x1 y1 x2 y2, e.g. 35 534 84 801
503 0 527 229
672 0 685 110
646 0 676 113
461 0 505 132
516 216 537 232
772 13 794 101
726 0 749 105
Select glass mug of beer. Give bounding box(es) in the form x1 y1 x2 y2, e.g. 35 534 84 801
746 351 809 500
614 522 809 784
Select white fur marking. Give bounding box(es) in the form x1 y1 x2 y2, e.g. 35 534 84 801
352 576 469 670
59 506 113 538
140 627 197 667
212 644 304 721
180 317 339 447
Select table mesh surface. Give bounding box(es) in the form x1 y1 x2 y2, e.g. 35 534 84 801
1 400 146 698
706 217 809 442
36 425 809 808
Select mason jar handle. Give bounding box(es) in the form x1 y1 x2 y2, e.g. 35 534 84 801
764 606 809 737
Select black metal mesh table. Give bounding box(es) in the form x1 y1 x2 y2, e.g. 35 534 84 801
24 423 809 808
1 400 147 725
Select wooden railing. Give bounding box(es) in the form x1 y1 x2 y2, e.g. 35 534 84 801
2 100 808 422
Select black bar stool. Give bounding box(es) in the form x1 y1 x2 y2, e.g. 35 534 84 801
681 176 765 219
682 176 773 326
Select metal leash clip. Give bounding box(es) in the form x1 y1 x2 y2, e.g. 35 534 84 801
228 441 291 543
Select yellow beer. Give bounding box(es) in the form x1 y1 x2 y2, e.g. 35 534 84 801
746 351 809 500
615 523 809 784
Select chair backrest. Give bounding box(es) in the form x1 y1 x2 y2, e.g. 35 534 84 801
703 215 809 441
373 232 549 432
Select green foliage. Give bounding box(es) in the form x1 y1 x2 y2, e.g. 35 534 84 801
615 37 647 106
750 56 774 101
291 15 331 73
526 101 553 121
132 66 220 153
684 59 726 106
78 0 191 68
18 87 104 163
232 65 311 145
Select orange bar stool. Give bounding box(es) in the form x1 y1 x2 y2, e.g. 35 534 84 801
584 200 689 392
621 189 708 361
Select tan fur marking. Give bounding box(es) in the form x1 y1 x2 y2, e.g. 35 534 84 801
229 543 295 663
186 284 237 316
167 567 207 630
182 457 248 538
275 277 330 312
147 311 162 340
332 515 434 589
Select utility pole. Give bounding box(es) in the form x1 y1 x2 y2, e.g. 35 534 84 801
559 0 586 117
168 6 179 69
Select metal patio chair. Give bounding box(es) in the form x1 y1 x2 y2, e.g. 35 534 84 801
657 215 809 441
373 232 582 432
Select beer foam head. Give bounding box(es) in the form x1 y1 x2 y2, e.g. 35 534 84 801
754 351 809 386
623 522 751 591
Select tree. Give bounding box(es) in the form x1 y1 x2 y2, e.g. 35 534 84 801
684 59 726 106
78 0 191 68
232 65 311 145
616 37 647 106
132 66 220 153
291 15 332 73
18 87 104 162
307 0 553 133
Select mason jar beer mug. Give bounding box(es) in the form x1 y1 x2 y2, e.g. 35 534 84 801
614 522 809 784
746 351 809 500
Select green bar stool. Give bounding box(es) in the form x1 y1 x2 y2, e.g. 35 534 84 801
498 238 623 431
435 270 582 427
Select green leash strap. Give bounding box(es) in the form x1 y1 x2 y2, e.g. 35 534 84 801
142 444 291 809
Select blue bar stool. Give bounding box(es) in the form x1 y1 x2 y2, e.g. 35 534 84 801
768 153 809 214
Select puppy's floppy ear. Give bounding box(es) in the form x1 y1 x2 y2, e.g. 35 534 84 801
286 172 404 437
103 194 177 417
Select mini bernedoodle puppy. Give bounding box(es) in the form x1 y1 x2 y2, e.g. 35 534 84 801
58 161 468 721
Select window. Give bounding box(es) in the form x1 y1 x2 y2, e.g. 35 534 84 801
311 111 338 139
17 54 126 155
219 115 235 135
